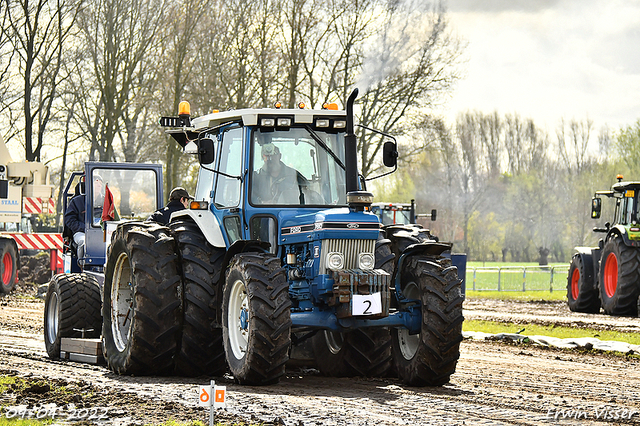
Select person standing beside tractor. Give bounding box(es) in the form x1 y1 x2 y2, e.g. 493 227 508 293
64 174 104 257
147 187 193 225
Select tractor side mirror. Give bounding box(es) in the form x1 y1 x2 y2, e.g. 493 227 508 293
198 138 215 165
383 141 398 168
591 197 601 219
430 209 437 221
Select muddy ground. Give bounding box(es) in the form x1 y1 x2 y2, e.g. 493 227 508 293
1 286 640 425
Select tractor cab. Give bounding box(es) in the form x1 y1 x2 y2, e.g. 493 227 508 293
371 202 413 225
591 176 640 244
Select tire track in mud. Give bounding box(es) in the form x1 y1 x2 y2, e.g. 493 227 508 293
2 334 639 425
1 295 640 425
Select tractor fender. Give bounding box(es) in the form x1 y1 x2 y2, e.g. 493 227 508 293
606 225 635 248
393 241 453 299
170 209 226 248
571 248 599 292
223 239 271 268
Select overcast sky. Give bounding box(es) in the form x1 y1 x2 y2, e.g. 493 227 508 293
442 0 640 133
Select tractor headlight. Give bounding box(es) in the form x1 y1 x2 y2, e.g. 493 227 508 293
327 252 344 271
358 253 375 270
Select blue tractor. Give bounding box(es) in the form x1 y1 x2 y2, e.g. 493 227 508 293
84 90 463 386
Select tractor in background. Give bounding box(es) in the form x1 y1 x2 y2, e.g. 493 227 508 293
568 174 640 316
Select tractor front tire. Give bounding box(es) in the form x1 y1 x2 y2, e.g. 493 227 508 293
392 255 464 386
599 236 640 316
567 254 600 313
222 253 291 385
44 273 102 359
102 222 182 375
0 240 17 294
170 218 226 377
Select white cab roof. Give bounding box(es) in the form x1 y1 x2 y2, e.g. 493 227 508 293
191 108 347 130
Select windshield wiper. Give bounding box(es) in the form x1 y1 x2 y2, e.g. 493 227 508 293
304 125 346 170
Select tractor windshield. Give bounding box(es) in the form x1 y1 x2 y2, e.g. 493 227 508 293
250 127 347 206
89 168 160 226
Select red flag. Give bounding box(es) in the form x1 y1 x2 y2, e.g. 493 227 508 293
102 184 117 222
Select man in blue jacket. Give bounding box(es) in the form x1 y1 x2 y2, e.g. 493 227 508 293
64 174 103 258
147 187 193 225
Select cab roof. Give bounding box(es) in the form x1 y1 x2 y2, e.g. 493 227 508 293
611 181 640 192
192 108 347 130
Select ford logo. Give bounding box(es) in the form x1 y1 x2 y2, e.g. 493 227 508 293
347 223 359 229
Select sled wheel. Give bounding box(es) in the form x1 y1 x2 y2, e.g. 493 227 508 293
44 273 101 359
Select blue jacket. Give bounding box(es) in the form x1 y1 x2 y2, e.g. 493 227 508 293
147 200 185 225
65 195 86 235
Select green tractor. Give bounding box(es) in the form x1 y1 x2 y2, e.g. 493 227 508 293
568 175 640 316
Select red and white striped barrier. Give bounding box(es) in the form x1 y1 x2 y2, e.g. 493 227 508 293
1 233 63 272
22 197 55 214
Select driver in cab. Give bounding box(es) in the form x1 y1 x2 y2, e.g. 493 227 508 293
252 143 300 204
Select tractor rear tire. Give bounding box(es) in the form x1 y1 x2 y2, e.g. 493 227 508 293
312 328 393 377
392 255 464 386
222 253 291 385
0 240 17 294
598 236 640 316
102 222 182 375
311 239 395 378
170 218 226 377
44 273 102 359
567 254 600 313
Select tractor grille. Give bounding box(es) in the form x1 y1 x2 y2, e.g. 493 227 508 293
319 239 375 274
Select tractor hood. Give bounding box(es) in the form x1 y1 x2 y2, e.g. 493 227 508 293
279 207 381 244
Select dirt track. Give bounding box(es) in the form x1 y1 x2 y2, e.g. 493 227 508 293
1 294 640 425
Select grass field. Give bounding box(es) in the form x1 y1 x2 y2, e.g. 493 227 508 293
465 290 567 301
464 261 570 292
463 319 640 346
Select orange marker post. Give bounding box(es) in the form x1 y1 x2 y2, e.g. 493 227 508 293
214 386 226 408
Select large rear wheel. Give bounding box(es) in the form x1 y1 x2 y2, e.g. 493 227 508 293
566 254 600 313
0 240 17 294
43 273 102 359
102 222 182 375
392 255 464 386
170 218 226 377
222 253 291 385
598 236 640 316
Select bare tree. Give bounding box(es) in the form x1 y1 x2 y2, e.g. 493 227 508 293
614 119 640 173
76 0 165 161
2 0 81 161
556 117 593 175
355 1 463 176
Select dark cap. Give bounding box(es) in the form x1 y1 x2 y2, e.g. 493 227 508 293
261 143 280 156
169 187 193 201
